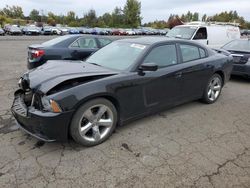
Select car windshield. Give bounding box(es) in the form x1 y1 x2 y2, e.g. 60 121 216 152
166 26 197 39
87 41 147 71
222 40 250 52
42 35 72 47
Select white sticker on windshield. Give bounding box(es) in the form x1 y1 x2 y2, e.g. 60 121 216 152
131 43 146 50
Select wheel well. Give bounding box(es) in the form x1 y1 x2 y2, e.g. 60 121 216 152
214 71 225 86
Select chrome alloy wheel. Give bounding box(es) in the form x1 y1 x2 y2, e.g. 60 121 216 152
207 76 222 101
78 104 114 142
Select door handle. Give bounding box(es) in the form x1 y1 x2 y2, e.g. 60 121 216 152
175 72 182 78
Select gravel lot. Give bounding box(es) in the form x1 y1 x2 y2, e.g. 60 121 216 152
0 36 250 188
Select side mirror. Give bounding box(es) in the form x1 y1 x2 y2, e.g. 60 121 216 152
138 63 158 75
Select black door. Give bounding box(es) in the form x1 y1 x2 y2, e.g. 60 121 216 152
140 44 183 109
177 43 213 100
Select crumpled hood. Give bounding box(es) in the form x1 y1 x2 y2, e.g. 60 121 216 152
22 60 118 93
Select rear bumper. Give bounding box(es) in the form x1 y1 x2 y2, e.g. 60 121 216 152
232 63 250 77
11 91 74 142
27 58 46 69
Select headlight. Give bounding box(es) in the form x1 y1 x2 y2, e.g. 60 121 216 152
41 96 62 113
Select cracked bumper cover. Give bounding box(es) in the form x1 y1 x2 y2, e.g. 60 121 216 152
11 92 74 142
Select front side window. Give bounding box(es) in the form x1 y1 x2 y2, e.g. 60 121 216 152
193 27 207 40
180 44 200 62
143 44 177 68
71 38 98 49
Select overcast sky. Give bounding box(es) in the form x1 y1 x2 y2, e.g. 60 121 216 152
0 0 249 23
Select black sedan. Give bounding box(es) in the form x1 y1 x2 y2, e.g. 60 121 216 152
27 35 114 69
222 39 250 79
12 37 233 146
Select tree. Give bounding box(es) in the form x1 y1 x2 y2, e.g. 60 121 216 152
0 5 24 18
202 14 207 22
65 11 76 24
0 15 7 27
99 13 112 27
47 17 56 26
111 7 124 27
123 0 142 27
192 12 199 21
29 9 40 22
82 9 97 27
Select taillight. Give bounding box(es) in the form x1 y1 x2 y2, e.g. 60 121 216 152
31 49 45 58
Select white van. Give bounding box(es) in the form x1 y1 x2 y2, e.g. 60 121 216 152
166 22 241 48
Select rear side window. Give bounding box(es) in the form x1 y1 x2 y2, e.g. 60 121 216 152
199 48 206 58
98 38 112 47
180 44 207 62
71 38 97 49
180 44 200 62
143 44 177 68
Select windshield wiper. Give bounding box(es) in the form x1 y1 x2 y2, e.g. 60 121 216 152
89 62 101 67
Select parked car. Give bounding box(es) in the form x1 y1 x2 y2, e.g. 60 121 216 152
0 28 5 35
8 25 22 35
167 22 241 48
27 35 114 69
221 39 250 79
12 37 233 146
42 26 53 35
112 29 127 35
68 28 80 34
22 26 40 35
60 27 69 35
51 27 62 35
91 28 108 35
240 29 250 36
125 29 136 35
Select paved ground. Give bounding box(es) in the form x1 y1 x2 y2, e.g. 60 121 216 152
0 36 250 188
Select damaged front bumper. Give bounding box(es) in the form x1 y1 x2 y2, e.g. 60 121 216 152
11 90 74 142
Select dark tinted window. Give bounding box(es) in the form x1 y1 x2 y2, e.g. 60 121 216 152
199 48 206 58
98 38 112 47
180 44 200 62
193 27 207 40
143 44 177 68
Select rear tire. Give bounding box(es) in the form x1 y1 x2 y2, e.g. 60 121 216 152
70 98 117 147
202 73 223 104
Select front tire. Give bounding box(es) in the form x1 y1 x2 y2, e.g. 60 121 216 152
70 98 117 146
202 73 223 104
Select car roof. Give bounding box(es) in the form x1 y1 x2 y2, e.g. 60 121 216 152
68 34 117 41
116 36 201 46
